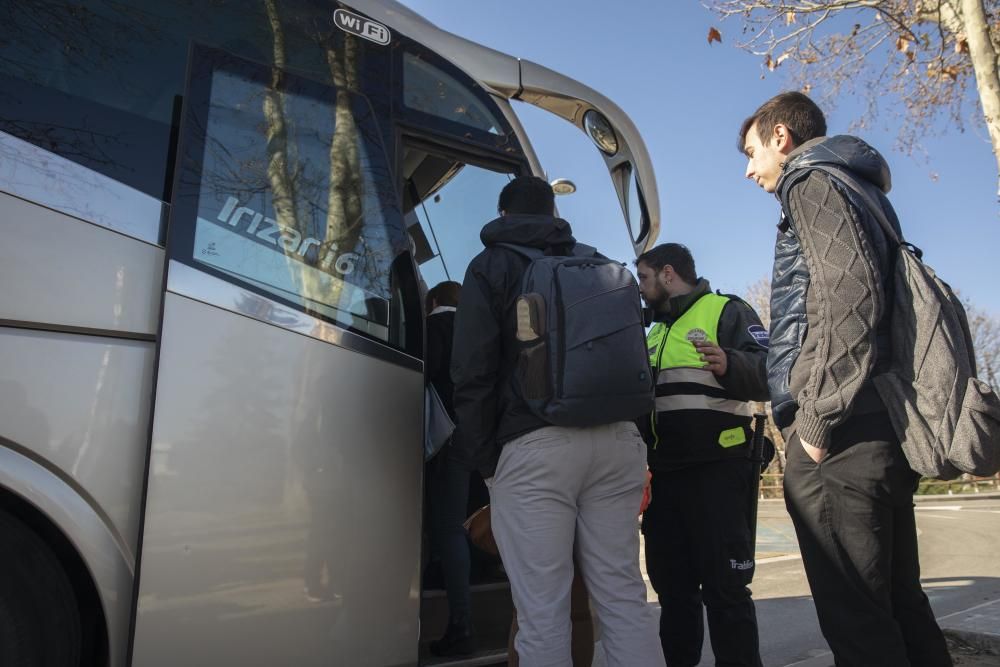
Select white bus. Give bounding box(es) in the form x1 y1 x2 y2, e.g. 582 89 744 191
0 1 659 665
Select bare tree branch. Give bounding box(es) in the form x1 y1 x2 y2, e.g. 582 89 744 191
968 302 1000 390
704 0 1000 196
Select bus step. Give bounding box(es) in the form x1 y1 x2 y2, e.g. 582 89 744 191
422 648 507 666
420 581 513 662
421 581 510 599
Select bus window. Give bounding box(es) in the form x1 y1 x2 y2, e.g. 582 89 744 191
402 53 502 136
402 144 516 289
396 43 522 159
169 46 409 348
0 1 393 205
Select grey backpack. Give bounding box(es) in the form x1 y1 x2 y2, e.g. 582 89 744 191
500 243 654 427
815 165 1000 480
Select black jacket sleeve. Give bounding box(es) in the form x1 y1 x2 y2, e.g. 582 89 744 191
717 298 770 402
450 257 503 475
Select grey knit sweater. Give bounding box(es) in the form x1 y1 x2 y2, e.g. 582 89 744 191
773 136 895 448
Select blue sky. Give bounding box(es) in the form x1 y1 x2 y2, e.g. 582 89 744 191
399 0 999 316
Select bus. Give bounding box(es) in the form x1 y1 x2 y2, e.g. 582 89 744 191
0 1 660 665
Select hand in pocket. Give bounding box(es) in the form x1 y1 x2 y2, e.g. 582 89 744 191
793 432 827 463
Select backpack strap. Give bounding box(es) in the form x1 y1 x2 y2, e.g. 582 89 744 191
496 242 598 259
804 164 908 251
570 243 598 258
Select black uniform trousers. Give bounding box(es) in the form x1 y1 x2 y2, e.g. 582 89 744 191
642 458 762 667
784 412 951 666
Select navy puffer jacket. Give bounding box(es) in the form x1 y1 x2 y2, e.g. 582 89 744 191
768 135 902 433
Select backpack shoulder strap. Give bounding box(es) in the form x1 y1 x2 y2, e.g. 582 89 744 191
804 164 903 248
496 242 601 260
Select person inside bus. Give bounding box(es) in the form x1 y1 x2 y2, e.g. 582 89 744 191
449 176 664 666
424 280 477 657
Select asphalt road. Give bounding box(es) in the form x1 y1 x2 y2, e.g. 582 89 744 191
636 496 1000 667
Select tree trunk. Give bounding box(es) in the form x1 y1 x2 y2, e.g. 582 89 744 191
263 0 298 230
960 0 1000 198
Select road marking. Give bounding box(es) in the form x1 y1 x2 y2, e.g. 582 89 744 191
936 598 1000 622
782 650 833 666
916 513 959 520
915 505 962 511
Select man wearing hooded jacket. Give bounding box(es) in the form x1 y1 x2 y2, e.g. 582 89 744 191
739 91 951 665
450 176 664 667
636 243 769 667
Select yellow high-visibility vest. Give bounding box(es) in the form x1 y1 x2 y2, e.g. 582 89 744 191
647 292 751 449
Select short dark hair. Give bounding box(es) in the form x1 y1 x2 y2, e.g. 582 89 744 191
426 280 461 313
738 91 826 154
498 176 555 216
636 243 697 285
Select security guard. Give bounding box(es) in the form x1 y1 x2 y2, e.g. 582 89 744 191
635 243 769 667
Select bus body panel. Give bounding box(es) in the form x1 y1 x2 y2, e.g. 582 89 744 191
0 190 164 336
491 95 545 177
132 291 423 667
0 445 134 667
0 325 155 559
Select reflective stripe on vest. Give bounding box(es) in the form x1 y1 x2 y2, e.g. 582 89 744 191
654 394 753 416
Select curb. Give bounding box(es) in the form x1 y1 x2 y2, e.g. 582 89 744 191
943 628 1000 656
758 492 1000 504
913 492 1000 502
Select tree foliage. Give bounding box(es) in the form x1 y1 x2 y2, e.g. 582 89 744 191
704 0 1000 195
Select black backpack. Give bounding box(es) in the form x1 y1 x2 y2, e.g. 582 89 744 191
812 165 1000 480
499 243 654 427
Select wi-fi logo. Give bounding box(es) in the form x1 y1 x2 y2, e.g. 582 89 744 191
333 9 391 46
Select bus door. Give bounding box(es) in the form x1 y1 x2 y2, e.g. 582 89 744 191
132 37 425 667
403 142 523 663
394 43 530 293
391 42 531 663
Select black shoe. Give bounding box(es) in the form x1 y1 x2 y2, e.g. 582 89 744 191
429 623 476 657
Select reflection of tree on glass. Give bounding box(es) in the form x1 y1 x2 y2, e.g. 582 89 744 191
185 13 405 344
261 0 376 332
2 1 406 345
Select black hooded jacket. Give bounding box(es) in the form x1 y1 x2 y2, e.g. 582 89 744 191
769 135 903 446
450 214 578 477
